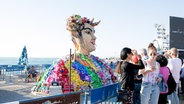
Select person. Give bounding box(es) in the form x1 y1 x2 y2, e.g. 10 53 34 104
140 43 161 104
32 14 115 94
164 50 172 59
167 48 182 104
28 66 38 81
139 48 149 60
132 54 142 104
118 47 147 104
180 61 184 94
156 55 170 104
132 49 149 104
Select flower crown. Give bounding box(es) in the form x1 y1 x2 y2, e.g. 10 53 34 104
66 14 100 33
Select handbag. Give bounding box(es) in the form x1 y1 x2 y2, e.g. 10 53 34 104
167 67 176 95
115 61 123 82
116 61 128 102
117 89 128 102
180 68 184 79
115 61 123 74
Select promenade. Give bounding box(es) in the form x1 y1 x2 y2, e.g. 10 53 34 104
0 80 184 104
0 81 38 103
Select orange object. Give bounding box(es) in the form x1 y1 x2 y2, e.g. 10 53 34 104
132 55 138 63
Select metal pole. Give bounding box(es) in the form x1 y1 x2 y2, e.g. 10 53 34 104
83 91 89 104
3 68 5 80
69 48 72 92
3 69 5 81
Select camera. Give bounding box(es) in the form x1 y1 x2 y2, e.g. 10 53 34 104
136 74 143 79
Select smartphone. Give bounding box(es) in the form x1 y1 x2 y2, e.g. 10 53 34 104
136 74 143 79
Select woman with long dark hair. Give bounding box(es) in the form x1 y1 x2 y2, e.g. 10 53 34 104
118 47 146 104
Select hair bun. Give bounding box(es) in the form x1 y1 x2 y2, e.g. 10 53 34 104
148 43 157 51
148 43 154 47
148 43 154 48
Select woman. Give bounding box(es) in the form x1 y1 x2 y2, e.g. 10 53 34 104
167 48 182 104
32 14 115 94
140 43 161 104
156 55 170 104
118 47 146 104
132 55 142 104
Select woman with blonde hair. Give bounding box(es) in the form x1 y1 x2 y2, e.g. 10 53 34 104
167 48 182 104
140 43 161 104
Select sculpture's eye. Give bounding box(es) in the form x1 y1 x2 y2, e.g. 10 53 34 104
84 29 91 34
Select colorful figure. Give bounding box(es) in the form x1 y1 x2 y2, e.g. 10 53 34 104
32 14 115 95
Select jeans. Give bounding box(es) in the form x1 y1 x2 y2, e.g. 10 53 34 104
133 83 141 104
167 83 179 104
140 82 160 104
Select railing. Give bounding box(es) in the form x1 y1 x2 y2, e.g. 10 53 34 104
0 64 51 82
0 65 122 104
19 83 122 104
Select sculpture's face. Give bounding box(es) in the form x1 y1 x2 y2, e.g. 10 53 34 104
80 23 96 53
66 15 100 54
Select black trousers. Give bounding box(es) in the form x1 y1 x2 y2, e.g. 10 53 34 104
180 78 184 93
158 94 167 104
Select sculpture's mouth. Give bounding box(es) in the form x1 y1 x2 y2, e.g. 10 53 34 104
91 40 95 45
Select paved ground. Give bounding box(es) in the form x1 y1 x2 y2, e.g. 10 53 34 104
0 80 184 104
179 94 184 103
0 81 39 103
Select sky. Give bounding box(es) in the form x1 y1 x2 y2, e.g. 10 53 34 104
0 0 184 58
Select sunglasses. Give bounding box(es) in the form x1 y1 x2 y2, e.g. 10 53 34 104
171 53 176 56
149 53 157 56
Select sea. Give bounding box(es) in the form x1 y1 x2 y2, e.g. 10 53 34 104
0 57 58 65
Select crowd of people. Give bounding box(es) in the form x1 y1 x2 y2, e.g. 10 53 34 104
92 44 184 104
116 43 184 104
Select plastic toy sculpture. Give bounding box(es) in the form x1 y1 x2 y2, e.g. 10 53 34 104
31 14 115 95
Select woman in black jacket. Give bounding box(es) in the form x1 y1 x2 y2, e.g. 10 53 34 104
119 47 151 104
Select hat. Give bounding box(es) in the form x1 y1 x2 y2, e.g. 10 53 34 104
132 55 138 63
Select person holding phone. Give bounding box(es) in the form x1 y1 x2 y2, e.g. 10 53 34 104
140 43 161 104
132 54 142 104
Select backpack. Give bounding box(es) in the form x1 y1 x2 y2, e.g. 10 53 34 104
167 68 176 95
